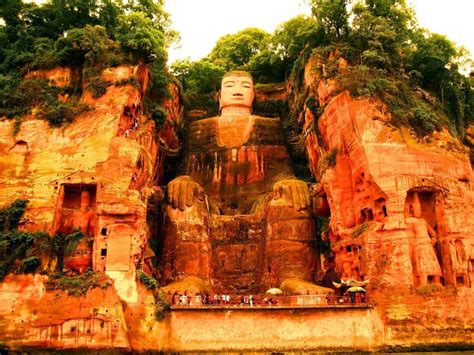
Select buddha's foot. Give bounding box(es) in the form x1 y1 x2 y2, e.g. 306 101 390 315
160 276 210 295
279 278 335 295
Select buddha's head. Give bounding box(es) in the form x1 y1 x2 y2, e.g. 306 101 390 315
219 70 255 110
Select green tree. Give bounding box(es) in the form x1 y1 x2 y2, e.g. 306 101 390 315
117 12 167 64
120 0 179 48
248 49 287 83
56 25 120 67
249 15 324 82
349 0 415 69
310 0 350 39
408 32 474 136
171 58 225 95
409 33 457 99
273 15 321 61
0 0 23 42
208 28 270 69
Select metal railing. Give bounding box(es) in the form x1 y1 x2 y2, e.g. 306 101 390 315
169 293 370 308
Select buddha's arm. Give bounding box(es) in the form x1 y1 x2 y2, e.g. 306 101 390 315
167 119 217 211
252 117 312 211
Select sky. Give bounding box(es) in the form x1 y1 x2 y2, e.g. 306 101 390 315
165 0 474 64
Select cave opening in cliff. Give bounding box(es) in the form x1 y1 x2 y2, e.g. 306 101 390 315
62 184 97 210
360 208 374 223
54 184 97 237
456 275 465 286
405 189 439 231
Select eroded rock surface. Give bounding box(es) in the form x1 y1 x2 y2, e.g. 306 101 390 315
297 51 474 345
1 57 473 351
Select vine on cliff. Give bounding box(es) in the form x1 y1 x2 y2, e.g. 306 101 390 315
45 270 112 297
0 200 49 279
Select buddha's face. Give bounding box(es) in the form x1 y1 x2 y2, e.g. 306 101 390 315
220 74 255 109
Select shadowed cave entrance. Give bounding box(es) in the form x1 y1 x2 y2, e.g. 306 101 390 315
53 184 97 236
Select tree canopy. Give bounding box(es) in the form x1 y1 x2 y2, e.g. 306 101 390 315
0 0 178 128
0 0 472 140
207 28 271 70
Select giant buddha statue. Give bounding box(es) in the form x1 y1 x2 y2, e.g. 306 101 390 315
160 71 317 294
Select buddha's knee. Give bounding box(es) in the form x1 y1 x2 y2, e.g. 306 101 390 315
265 240 316 282
264 195 317 284
162 199 211 282
266 198 315 242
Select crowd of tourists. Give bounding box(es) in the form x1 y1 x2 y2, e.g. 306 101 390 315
172 293 284 307
170 292 368 308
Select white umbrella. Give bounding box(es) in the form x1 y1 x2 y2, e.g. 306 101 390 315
346 286 366 293
265 287 283 295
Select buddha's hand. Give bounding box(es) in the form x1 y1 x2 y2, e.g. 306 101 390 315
167 176 205 211
272 179 311 211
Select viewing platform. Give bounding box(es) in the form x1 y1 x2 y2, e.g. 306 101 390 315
169 294 373 310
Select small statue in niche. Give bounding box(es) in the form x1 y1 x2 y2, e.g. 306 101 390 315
160 71 317 294
405 191 443 286
56 187 95 274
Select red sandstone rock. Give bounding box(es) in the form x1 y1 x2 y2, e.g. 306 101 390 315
1 56 474 352
0 64 182 303
301 51 474 293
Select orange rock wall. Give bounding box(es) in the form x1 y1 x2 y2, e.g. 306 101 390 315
0 65 182 301
151 307 384 352
299 52 474 326
0 275 129 350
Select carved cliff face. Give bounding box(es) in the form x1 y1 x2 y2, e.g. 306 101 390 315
219 74 255 110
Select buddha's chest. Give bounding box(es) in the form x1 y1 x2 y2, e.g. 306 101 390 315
216 116 254 148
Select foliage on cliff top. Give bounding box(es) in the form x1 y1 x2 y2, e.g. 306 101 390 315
306 0 473 139
0 0 178 128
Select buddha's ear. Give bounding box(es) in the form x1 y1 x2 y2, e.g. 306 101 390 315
251 93 256 114
215 91 221 109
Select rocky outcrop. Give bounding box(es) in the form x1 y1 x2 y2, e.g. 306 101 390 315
0 274 130 350
296 50 474 341
0 64 182 302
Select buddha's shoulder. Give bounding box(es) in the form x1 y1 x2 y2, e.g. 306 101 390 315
253 115 281 127
250 116 285 144
188 117 217 147
189 116 218 129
